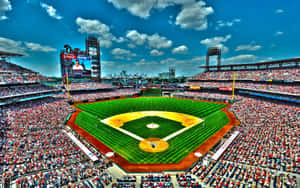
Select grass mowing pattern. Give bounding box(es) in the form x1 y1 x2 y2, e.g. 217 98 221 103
122 116 184 139
75 97 229 163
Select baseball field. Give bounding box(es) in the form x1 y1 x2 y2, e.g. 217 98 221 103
74 97 229 164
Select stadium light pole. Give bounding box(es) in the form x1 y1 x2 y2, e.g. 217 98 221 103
232 72 236 102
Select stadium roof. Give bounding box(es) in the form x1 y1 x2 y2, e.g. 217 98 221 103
0 50 24 58
199 57 300 71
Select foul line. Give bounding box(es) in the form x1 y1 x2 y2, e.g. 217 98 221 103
163 120 203 141
114 127 144 141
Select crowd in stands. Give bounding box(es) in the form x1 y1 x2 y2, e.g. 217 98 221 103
191 159 297 188
184 82 300 95
0 72 40 85
0 95 112 187
176 174 201 187
67 82 114 90
140 175 173 188
182 96 299 188
14 163 112 188
174 91 241 101
227 98 299 174
0 60 40 85
0 84 59 98
190 68 300 81
112 176 137 187
70 89 141 101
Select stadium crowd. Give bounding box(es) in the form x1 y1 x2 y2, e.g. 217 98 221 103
190 68 300 81
0 84 58 98
174 91 241 101
0 95 113 187
140 175 173 188
69 89 141 102
0 60 40 85
67 82 114 90
184 82 300 95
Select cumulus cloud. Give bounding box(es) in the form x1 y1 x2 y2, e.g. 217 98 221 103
111 48 136 59
172 45 188 54
126 30 147 45
0 0 11 19
150 49 164 56
40 3 62 20
148 34 172 49
175 1 213 31
107 0 213 31
235 43 261 51
275 31 283 36
76 17 118 48
126 30 172 49
0 36 56 54
25 42 56 52
275 9 284 14
107 0 156 18
224 54 258 64
200 34 231 53
0 37 25 54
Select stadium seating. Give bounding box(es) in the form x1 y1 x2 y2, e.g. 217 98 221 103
0 84 59 98
190 68 300 81
67 82 114 90
184 81 300 95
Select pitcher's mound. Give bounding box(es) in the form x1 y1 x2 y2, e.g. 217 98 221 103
146 123 159 129
139 138 169 152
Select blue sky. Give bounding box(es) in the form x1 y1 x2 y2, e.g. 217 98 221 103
0 0 299 77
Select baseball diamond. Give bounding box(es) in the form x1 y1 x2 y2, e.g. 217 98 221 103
74 97 230 164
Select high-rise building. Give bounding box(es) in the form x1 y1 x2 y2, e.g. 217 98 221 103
86 36 101 80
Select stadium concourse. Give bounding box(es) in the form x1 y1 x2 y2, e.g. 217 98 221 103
0 60 299 188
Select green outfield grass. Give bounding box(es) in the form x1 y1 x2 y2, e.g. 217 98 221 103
122 116 184 139
75 97 229 164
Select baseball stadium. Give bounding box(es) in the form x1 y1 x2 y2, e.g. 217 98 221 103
1 0 300 188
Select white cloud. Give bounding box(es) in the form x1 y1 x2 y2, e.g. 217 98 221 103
0 15 7 20
275 31 283 36
275 9 284 14
25 42 56 52
76 17 117 48
175 1 213 31
128 43 136 48
0 36 56 55
150 49 164 56
40 3 62 20
126 30 147 45
0 0 11 17
200 34 231 53
111 48 136 59
235 43 262 51
161 56 205 65
107 0 156 19
126 30 172 49
107 0 213 31
134 58 158 66
224 54 258 63
172 45 188 54
147 33 172 49
216 18 241 29
0 37 26 54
